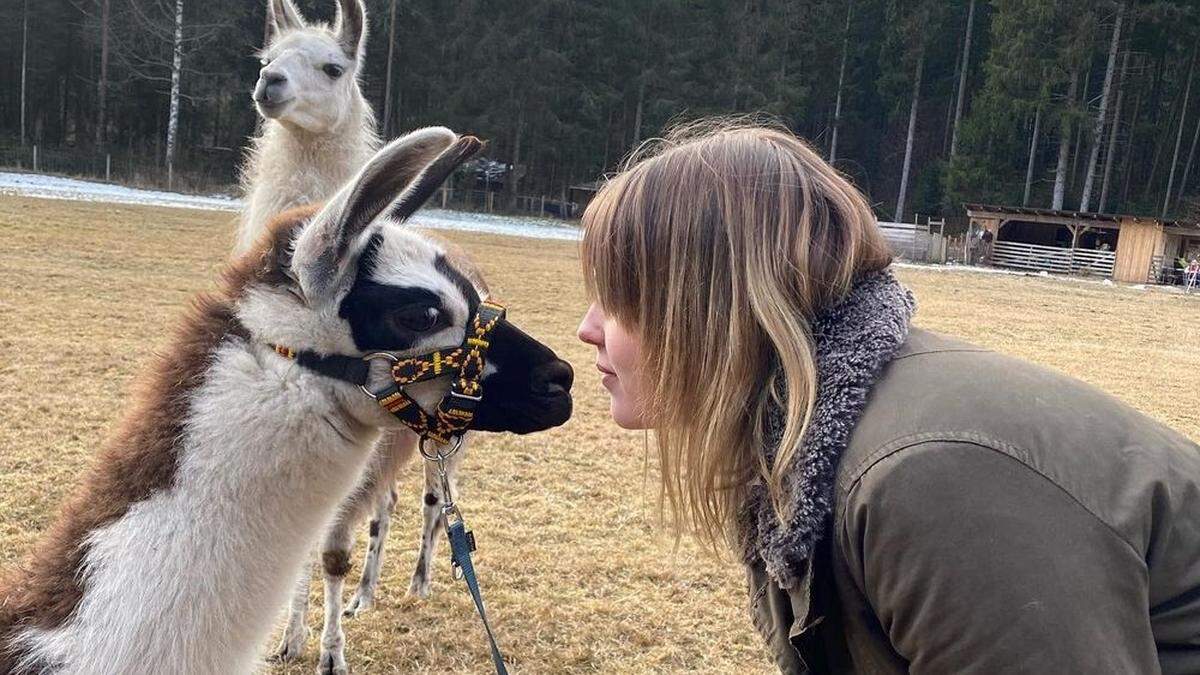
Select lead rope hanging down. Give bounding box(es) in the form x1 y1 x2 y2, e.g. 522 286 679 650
420 437 510 675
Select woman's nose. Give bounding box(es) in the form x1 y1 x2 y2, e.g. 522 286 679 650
576 303 604 347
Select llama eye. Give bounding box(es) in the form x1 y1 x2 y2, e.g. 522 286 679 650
392 306 439 332
322 63 344 79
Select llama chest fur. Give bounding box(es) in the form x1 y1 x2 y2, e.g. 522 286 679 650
12 343 380 675
236 112 377 254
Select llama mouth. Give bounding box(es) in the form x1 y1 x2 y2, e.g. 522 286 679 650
255 98 293 117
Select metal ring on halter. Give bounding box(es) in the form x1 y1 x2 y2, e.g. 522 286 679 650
358 352 400 399
419 435 463 462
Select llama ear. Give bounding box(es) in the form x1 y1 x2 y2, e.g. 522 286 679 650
334 0 367 60
388 135 483 222
266 0 305 43
291 127 458 301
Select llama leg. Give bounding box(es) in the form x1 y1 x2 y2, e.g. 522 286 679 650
344 486 398 617
408 439 467 599
318 523 355 675
274 558 313 661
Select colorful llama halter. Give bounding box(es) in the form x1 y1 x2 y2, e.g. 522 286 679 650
270 301 506 445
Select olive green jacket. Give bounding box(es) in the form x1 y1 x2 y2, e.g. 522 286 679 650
749 328 1200 674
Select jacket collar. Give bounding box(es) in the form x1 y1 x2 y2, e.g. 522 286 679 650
739 269 915 588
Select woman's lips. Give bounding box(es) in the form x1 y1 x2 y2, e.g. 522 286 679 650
596 363 616 376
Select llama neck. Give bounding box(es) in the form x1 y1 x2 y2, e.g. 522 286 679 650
11 340 381 674
236 93 379 253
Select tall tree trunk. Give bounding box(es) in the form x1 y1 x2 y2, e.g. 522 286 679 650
165 0 184 189
1081 1 1126 211
949 0 976 158
943 29 963 155
829 0 852 163
381 0 399 137
601 104 613 170
506 104 525 209
20 0 28 147
895 48 924 223
1024 105 1042 206
633 72 646 145
1179 100 1200 209
1121 88 1142 208
1163 51 1196 217
96 0 110 147
1052 70 1079 210
1070 68 1090 190
1100 50 1130 212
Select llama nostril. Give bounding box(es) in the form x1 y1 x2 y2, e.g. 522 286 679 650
255 73 288 104
533 361 574 396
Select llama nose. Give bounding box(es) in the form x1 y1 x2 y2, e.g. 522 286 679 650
532 359 574 396
255 72 288 104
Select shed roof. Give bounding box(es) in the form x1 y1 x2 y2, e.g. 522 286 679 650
964 203 1200 230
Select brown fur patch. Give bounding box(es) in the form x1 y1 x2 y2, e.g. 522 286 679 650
322 550 353 578
0 206 317 667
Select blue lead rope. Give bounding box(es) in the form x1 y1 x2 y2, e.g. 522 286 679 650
447 519 509 675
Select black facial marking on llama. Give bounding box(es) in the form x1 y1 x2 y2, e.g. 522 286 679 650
338 234 450 352
434 254 480 316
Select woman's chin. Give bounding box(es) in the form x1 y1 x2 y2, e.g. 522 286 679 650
610 402 649 430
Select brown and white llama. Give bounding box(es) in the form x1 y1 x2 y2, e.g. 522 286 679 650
0 128 574 675
239 1 480 669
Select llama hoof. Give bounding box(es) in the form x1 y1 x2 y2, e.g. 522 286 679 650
273 629 307 662
407 576 432 599
343 592 374 617
318 649 349 675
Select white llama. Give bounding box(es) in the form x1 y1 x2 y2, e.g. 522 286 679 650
0 129 574 675
237 0 378 255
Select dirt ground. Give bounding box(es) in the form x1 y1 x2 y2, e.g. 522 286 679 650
2 195 1199 673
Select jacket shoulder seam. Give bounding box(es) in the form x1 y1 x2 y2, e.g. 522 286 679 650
889 347 990 362
839 433 1142 559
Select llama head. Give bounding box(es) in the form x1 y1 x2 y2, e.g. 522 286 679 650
237 127 573 436
254 0 367 134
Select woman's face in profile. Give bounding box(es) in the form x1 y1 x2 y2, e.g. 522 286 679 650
577 303 649 429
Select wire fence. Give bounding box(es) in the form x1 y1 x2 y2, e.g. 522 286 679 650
433 187 581 219
0 143 586 219
0 142 242 195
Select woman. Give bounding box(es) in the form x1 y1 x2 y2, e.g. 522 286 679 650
576 123 1200 673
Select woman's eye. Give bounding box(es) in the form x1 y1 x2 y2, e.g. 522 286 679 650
322 63 345 78
393 306 439 332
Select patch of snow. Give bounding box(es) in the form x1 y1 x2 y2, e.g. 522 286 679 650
0 171 239 212
894 261 1030 277
0 171 583 242
411 208 581 242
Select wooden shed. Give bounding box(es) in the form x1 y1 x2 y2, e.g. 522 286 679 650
963 204 1192 284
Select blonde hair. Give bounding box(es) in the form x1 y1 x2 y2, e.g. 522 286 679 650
581 120 892 550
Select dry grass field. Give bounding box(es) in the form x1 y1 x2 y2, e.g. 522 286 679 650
2 194 1199 673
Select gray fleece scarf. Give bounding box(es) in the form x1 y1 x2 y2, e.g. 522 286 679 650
739 270 915 589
